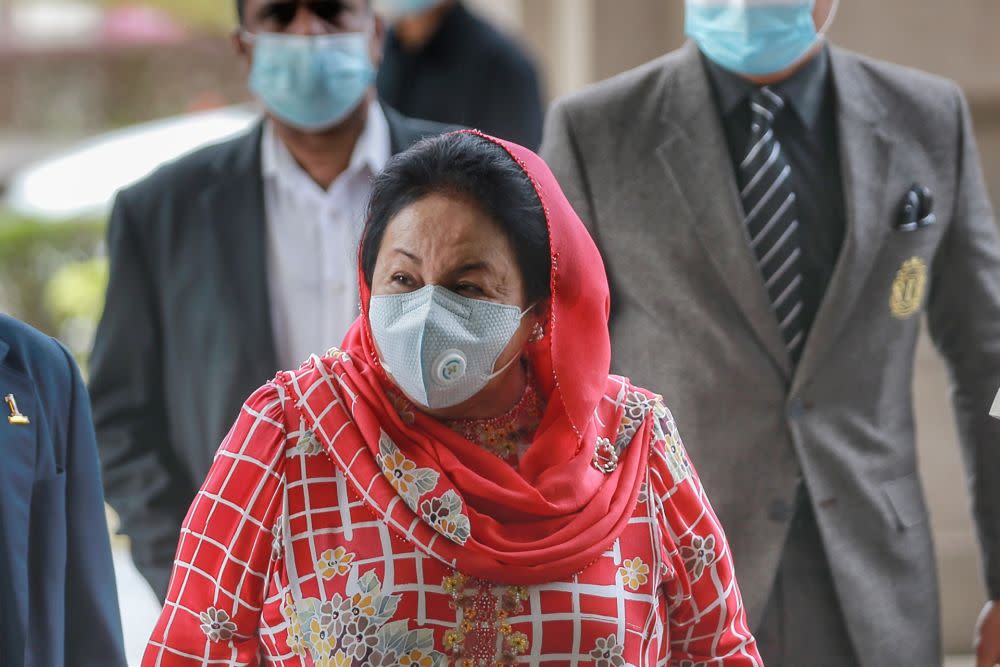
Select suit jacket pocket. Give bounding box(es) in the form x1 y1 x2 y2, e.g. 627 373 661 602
881 473 927 530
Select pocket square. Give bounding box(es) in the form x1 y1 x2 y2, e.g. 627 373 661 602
896 183 937 232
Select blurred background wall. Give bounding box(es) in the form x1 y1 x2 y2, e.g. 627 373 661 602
0 0 996 661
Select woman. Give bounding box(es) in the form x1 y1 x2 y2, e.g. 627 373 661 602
143 132 762 666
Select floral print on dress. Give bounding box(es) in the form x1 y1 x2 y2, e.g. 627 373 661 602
271 523 283 561
316 546 356 579
398 649 435 666
590 634 626 667
376 432 439 511
326 651 353 667
681 534 718 582
615 390 657 450
199 607 237 642
419 490 471 546
618 557 651 591
308 616 336 655
325 347 352 364
679 661 710 667
281 594 307 656
651 400 691 483
288 570 444 666
341 616 379 659
295 417 324 456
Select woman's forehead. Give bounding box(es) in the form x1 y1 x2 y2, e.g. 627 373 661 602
384 194 510 250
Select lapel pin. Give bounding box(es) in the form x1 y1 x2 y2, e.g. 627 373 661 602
5 394 30 425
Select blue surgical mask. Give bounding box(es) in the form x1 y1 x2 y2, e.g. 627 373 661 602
685 0 822 76
376 0 440 20
246 31 375 132
369 285 532 410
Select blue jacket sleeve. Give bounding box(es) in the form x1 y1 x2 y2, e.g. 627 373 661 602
60 343 128 667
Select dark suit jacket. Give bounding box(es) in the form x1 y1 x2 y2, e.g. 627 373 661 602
89 104 449 602
0 314 126 667
377 2 544 149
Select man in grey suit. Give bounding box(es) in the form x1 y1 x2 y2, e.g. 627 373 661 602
541 1 1000 665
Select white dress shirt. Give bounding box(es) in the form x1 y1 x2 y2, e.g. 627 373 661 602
262 101 391 371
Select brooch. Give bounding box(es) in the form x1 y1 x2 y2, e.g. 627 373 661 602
5 394 29 425
592 437 619 474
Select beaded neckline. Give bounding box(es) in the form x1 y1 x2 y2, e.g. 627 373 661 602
444 377 544 466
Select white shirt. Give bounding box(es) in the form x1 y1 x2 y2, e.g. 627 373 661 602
262 101 391 371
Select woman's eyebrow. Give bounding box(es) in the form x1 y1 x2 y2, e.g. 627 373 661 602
392 248 421 264
455 261 490 274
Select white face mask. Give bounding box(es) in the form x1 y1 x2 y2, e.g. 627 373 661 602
369 285 531 410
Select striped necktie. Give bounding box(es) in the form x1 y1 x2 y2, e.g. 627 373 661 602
739 86 805 362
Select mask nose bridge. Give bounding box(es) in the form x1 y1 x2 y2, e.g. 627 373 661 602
428 286 474 321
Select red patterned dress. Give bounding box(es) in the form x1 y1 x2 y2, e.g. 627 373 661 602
143 354 761 667
143 131 760 667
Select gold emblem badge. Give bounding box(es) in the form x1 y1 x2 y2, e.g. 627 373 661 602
890 257 928 320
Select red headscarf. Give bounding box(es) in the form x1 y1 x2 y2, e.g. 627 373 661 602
297 131 653 584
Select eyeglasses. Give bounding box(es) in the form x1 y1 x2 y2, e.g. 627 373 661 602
249 1 364 30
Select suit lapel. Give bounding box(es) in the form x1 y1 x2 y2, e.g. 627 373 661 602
657 43 793 378
0 352 36 664
200 123 279 380
793 47 898 390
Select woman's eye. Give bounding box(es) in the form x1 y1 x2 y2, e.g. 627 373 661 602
391 273 413 286
456 283 483 295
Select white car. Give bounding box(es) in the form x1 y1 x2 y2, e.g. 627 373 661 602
4 105 258 220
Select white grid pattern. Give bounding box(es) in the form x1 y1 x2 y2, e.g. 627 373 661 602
141 359 762 666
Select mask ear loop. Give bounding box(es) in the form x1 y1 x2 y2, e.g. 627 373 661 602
486 301 542 381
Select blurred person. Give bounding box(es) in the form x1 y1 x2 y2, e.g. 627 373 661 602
542 1 1000 666
90 0 449 603
0 314 127 667
375 0 544 148
142 131 762 666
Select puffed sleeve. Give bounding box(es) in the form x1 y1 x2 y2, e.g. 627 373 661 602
649 402 764 666
142 382 289 666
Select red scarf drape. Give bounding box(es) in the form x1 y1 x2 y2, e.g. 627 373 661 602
300 131 653 584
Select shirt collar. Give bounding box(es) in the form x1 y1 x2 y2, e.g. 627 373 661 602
702 45 831 129
261 100 391 191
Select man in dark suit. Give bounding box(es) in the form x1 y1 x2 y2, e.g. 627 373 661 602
90 0 449 602
0 314 126 667
542 0 1000 665
376 0 544 148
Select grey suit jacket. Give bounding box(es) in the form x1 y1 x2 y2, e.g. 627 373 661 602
542 42 1000 667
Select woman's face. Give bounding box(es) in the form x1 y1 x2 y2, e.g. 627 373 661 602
369 192 541 414
371 192 528 307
